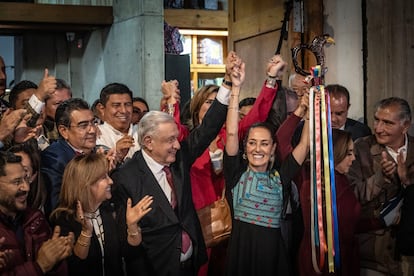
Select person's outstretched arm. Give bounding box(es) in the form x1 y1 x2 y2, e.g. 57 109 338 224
226 58 246 157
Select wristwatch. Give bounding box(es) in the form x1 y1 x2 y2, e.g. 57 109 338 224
222 80 232 87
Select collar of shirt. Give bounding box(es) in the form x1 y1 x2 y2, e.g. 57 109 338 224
101 121 134 136
386 134 408 163
66 140 85 155
141 149 172 201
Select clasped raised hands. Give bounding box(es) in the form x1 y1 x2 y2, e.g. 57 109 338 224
225 51 242 80
229 57 245 88
267 55 287 79
161 80 181 106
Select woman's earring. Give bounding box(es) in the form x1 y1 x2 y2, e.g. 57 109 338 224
242 153 247 160
270 154 274 162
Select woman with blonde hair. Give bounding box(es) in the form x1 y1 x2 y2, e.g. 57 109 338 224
50 153 153 276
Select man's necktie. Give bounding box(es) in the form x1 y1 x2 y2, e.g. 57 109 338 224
163 166 177 208
163 166 191 253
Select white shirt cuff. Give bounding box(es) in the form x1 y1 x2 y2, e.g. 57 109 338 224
28 94 45 114
216 85 230 105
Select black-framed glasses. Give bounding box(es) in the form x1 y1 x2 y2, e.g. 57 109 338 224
69 119 99 131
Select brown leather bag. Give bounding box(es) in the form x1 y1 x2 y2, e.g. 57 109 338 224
196 189 232 247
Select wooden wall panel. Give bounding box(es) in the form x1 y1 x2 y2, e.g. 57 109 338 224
231 7 283 42
229 0 323 100
164 9 227 30
234 30 290 99
366 0 414 128
234 0 279 21
229 0 284 99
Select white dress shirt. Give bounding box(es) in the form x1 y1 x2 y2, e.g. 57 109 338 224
96 122 141 160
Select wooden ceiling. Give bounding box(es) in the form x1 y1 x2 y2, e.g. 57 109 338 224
0 2 113 34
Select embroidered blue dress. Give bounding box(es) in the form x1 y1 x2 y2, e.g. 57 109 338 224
224 152 301 276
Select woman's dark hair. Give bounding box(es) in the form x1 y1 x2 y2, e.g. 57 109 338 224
8 139 46 210
243 122 275 148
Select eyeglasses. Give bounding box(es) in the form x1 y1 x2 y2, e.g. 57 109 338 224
69 119 99 131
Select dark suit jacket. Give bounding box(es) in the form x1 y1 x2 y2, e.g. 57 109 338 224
111 99 227 276
41 138 76 217
344 117 372 141
50 203 123 276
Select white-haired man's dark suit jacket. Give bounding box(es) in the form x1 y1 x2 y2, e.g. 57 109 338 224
111 99 227 276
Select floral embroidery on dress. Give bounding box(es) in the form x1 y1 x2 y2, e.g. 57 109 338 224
232 169 283 228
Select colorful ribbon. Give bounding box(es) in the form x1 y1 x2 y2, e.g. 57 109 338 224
327 92 341 269
321 86 334 272
309 65 340 273
309 87 321 273
314 86 326 270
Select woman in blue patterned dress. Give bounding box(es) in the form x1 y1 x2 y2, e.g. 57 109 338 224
224 56 310 276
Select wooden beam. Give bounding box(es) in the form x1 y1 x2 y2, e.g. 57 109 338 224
0 3 112 32
230 7 284 42
164 9 227 30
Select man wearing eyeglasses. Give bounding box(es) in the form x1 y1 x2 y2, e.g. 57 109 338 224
41 98 98 217
0 151 74 274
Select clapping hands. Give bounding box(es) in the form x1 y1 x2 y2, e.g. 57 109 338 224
36 226 74 273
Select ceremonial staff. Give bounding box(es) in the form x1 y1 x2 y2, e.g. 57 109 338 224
292 35 339 273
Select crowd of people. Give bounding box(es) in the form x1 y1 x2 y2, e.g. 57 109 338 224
0 50 413 276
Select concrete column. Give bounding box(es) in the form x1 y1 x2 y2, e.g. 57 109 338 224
106 0 164 109
19 1 164 109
